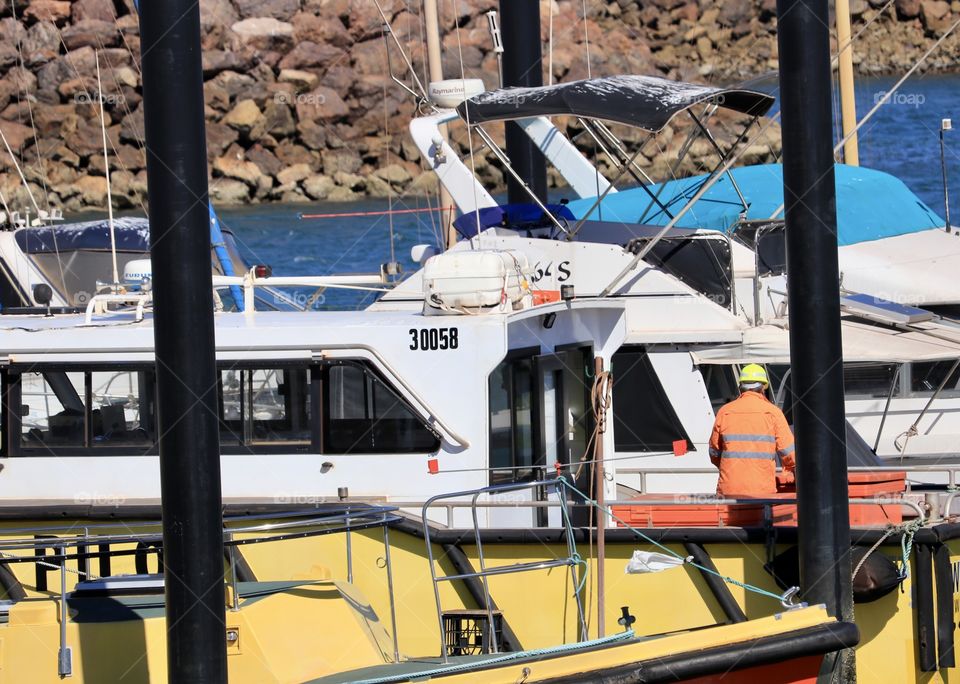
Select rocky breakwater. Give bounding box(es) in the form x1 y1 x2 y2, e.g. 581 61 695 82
0 0 956 212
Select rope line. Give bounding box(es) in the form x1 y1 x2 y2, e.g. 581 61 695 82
350 630 635 684
554 477 792 605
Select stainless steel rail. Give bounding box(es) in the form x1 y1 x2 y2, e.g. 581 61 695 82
421 479 586 664
403 490 926 529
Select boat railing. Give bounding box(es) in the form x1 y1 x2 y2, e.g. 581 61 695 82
403 486 927 530
618 464 960 496
422 479 588 662
212 267 392 313
0 505 404 674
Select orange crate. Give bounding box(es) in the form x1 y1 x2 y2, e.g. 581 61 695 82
532 290 561 305
773 471 906 526
612 496 766 528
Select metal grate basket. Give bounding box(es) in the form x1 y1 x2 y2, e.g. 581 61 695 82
442 609 503 656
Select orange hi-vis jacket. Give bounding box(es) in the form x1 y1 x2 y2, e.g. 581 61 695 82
708 390 796 497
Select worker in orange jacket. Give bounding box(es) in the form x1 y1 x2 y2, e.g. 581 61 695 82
708 364 796 497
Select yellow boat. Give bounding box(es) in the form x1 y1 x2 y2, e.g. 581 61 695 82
0 500 856 683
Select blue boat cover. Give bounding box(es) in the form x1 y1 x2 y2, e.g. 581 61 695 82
15 217 151 253
565 164 944 247
453 203 576 238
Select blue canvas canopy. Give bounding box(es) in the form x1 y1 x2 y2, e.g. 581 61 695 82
565 164 944 246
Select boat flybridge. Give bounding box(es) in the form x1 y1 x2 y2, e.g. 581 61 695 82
405 73 960 480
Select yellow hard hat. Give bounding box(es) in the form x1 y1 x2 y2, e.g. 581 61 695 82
738 364 768 386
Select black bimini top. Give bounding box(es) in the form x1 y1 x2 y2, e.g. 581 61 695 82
456 74 775 131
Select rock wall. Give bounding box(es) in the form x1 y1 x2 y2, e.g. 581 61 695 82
0 0 956 212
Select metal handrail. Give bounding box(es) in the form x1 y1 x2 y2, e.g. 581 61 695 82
422 479 585 663
407 492 926 529
615 464 960 494
0 507 400 554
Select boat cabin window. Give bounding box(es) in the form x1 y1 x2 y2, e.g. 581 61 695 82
4 360 439 456
611 349 692 452
18 369 155 452
843 363 900 398
489 355 537 484
218 366 312 448
322 361 440 454
910 361 960 395
701 364 740 412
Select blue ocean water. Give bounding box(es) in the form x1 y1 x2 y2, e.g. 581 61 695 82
171 75 960 309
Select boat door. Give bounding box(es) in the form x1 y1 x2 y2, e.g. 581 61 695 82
536 348 594 527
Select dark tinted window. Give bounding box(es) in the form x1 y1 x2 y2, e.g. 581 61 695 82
19 369 155 450
911 361 960 394
324 362 440 454
612 349 692 452
219 367 312 447
488 356 536 484
844 363 899 397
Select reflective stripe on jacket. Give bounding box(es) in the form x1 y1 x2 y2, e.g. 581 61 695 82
708 390 796 497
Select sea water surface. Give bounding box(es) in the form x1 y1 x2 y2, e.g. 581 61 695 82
204 75 960 309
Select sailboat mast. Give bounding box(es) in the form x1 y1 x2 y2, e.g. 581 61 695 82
95 52 120 288
499 0 547 203
422 0 457 248
139 0 227 680
836 0 860 165
777 0 855 678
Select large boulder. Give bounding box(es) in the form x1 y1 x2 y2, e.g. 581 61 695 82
278 68 319 92
920 0 951 30
895 0 922 17
262 101 296 137
230 17 294 51
202 50 251 77
222 99 265 133
61 19 120 50
209 178 251 205
22 20 61 67
199 0 240 29
0 120 36 151
295 85 349 122
206 121 239 157
213 153 265 188
278 41 346 70
234 0 300 21
24 0 72 24
71 0 117 23
75 174 109 206
290 11 351 48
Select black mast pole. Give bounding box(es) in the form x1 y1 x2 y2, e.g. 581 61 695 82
499 0 548 204
776 0 855 679
139 1 227 682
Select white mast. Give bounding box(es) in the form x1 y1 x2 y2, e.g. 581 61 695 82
835 0 859 165
423 0 457 248
96 51 120 288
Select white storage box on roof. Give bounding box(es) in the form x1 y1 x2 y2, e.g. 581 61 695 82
423 250 532 315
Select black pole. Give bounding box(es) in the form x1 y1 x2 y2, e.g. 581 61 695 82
499 0 548 204
776 0 855 679
140 1 227 682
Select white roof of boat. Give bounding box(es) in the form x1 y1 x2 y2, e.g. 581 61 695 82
0 300 625 357
692 317 960 364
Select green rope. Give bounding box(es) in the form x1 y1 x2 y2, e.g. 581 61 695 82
898 518 923 581
554 477 791 605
